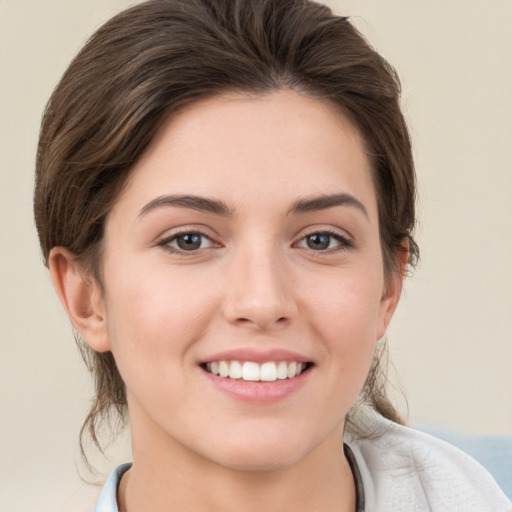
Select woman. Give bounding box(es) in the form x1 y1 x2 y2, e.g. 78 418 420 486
34 0 511 510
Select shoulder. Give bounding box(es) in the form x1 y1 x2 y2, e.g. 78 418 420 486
345 407 512 512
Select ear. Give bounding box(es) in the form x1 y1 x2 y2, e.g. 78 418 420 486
49 247 111 352
376 244 409 340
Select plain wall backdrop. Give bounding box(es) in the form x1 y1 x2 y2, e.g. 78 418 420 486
1 0 511 510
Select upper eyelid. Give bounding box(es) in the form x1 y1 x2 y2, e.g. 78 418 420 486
297 225 353 241
297 231 351 245
155 225 218 242
158 231 216 246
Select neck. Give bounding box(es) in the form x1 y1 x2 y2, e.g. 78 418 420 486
119 412 356 512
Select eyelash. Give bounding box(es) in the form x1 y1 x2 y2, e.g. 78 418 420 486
157 229 354 255
296 229 354 252
157 231 217 254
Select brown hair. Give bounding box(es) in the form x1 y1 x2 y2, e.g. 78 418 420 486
34 0 418 464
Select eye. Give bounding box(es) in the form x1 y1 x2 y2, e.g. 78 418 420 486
296 231 352 251
160 231 215 252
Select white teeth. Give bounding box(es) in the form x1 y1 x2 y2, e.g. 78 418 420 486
229 360 243 379
260 362 277 382
242 361 260 381
277 361 288 380
218 361 229 378
204 360 308 381
287 361 297 378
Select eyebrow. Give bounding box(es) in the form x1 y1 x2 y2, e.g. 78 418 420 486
287 193 369 219
139 194 234 217
138 192 368 219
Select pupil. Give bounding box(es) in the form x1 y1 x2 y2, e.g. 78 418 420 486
307 234 330 250
177 234 202 250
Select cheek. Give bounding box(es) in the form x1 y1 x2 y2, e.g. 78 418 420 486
306 268 384 386
100 266 223 423
102 262 218 371
311 267 383 339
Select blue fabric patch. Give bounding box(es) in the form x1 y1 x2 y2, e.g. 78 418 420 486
95 463 132 512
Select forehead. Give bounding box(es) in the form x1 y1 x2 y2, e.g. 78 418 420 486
115 90 377 218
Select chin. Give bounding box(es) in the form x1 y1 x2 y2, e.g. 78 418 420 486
201 430 317 473
213 449 304 473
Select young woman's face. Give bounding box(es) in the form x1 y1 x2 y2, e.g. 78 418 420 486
96 90 401 471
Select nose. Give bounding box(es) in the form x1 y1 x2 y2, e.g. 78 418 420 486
222 245 297 331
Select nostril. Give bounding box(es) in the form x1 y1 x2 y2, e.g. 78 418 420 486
234 316 289 329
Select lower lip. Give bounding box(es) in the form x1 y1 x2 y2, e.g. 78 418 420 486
201 367 312 404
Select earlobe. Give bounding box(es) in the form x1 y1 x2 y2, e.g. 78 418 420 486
377 246 409 340
49 247 111 352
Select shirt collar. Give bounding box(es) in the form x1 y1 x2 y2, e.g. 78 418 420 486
94 463 132 512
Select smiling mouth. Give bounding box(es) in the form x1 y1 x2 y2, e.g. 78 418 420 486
201 360 313 382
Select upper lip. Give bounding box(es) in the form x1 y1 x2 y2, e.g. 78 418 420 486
200 348 312 365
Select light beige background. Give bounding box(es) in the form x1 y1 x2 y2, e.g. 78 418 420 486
1 0 511 510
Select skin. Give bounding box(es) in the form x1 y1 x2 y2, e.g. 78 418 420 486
50 90 405 512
